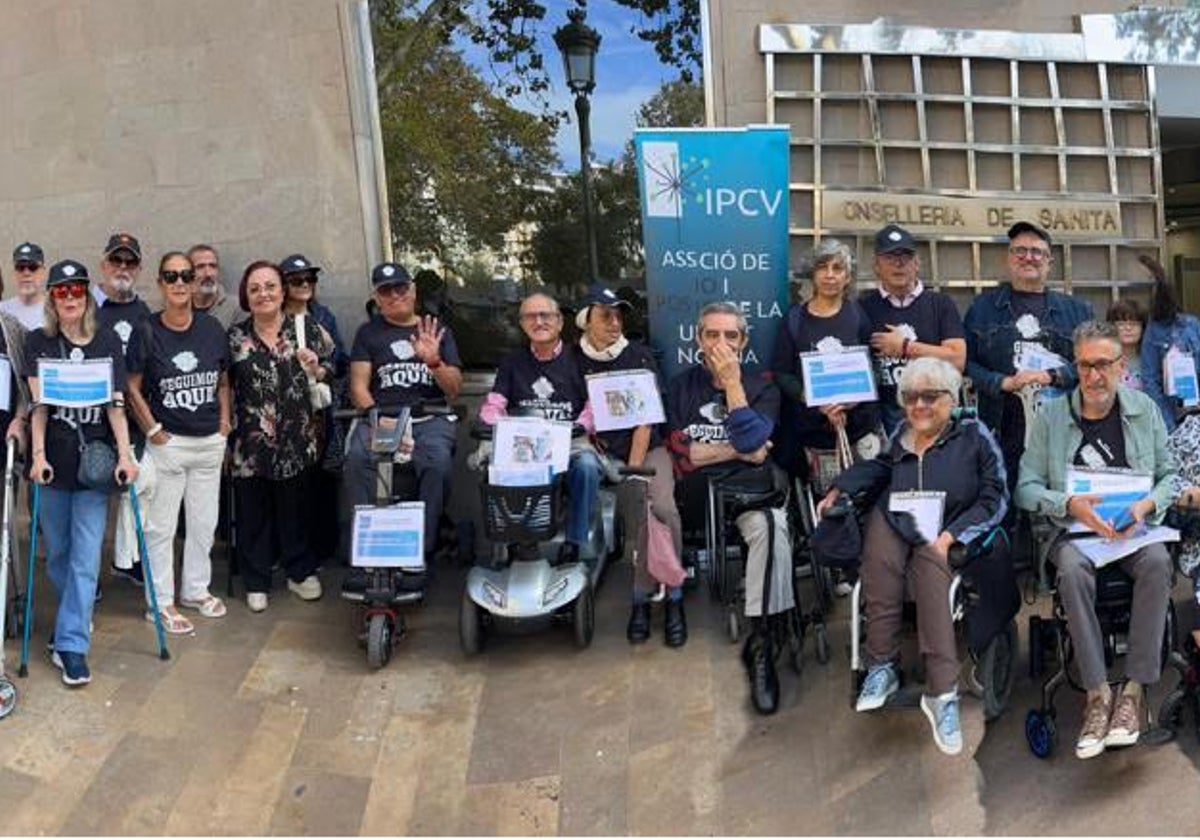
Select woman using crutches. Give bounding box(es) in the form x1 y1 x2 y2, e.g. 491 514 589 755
22 260 138 687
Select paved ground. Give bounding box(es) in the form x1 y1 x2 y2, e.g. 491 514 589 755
3 542 1200 837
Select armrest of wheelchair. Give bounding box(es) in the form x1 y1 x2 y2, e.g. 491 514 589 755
333 408 368 422
948 541 969 571
618 465 656 477
470 422 494 442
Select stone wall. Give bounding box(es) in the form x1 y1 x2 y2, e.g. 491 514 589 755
0 0 375 334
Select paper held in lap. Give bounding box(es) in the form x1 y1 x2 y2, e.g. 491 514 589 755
1065 466 1176 567
1071 526 1179 568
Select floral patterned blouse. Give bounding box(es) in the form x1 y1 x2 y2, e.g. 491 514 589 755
228 313 334 481
1167 414 1200 576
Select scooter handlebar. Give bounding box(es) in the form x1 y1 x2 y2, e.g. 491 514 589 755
617 465 656 477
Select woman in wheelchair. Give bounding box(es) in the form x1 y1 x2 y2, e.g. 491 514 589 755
574 283 685 647
817 358 1008 755
1166 413 1200 650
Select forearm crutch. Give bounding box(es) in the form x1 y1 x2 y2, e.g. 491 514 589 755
128 484 170 661
17 481 40 678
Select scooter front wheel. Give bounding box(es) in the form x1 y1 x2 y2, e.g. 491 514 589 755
0 675 15 720
573 583 595 649
459 590 485 656
366 614 393 670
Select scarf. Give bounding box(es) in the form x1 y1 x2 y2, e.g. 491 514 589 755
580 333 628 363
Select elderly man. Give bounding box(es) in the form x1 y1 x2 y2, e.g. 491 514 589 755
665 301 792 715
2 242 47 329
187 244 240 330
964 221 1092 494
1018 320 1177 760
98 232 154 586
859 224 966 434
480 292 602 566
346 262 462 559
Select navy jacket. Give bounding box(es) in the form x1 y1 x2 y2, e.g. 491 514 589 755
963 284 1092 432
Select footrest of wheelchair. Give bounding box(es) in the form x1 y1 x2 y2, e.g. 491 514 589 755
883 685 924 710
339 590 423 606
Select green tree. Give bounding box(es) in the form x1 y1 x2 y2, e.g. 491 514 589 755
376 16 558 264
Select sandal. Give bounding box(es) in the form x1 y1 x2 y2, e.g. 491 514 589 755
180 594 227 619
146 606 194 635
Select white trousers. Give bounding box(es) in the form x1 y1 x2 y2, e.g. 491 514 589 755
113 447 156 569
143 432 226 606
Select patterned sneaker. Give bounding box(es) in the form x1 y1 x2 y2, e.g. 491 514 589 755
1104 691 1141 748
855 663 900 712
920 690 963 756
1076 693 1112 759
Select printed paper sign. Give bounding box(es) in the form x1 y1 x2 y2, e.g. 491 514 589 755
1065 467 1152 532
351 503 425 569
888 490 946 544
587 369 666 432
37 358 113 408
800 346 877 407
493 416 572 475
1165 347 1199 407
0 355 12 414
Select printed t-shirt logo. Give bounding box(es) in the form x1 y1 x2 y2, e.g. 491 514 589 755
531 376 555 400
173 351 199 373
391 339 415 361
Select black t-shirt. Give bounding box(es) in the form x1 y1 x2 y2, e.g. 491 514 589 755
127 312 230 436
1073 399 1129 468
577 341 662 462
667 364 780 444
772 300 881 448
1009 290 1047 322
99 297 153 360
493 344 587 421
859 289 964 402
23 328 127 490
350 316 462 411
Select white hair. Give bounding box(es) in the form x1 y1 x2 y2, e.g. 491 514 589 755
896 357 961 406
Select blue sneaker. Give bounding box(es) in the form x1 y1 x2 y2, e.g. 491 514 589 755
51 651 91 687
856 663 899 711
921 690 963 755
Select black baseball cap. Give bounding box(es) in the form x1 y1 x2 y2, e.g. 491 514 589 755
47 259 91 287
371 262 412 288
12 242 43 265
104 232 141 260
1007 221 1052 247
279 253 323 277
874 224 917 255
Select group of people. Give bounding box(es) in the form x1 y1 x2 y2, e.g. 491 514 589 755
10 219 1200 767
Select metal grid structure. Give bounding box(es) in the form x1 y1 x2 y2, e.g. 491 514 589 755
762 36 1166 310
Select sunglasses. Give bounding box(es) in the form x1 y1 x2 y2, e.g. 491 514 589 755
107 255 140 269
285 274 317 287
376 282 412 298
161 269 196 285
14 262 40 273
900 389 951 407
50 283 88 300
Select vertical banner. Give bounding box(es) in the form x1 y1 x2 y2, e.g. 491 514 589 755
634 125 790 382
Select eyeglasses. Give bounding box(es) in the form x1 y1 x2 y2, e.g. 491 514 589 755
1009 246 1051 262
285 274 317 287
160 269 195 285
13 262 40 273
107 255 140 269
50 283 88 300
520 311 560 323
1076 356 1122 375
900 389 951 407
376 282 412 298
879 251 916 265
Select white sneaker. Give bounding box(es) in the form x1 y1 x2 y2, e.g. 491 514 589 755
246 592 268 613
287 575 323 601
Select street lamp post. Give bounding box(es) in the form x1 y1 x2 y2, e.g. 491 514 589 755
554 9 602 285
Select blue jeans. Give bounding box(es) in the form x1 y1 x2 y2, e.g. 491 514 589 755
39 486 109 655
566 448 602 546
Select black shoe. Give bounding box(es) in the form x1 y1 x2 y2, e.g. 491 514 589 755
626 602 651 644
664 599 688 648
741 630 779 715
111 562 144 586
556 542 580 567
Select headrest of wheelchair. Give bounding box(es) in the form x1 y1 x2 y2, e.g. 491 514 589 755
952 406 977 420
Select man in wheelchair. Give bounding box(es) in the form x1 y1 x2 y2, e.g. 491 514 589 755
817 358 1010 755
664 302 793 715
1017 320 1178 760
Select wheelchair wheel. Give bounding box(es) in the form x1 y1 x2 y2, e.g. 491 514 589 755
1157 687 1187 736
725 605 741 644
0 675 14 720
1024 709 1057 759
366 614 393 670
815 625 830 665
573 582 595 649
459 590 485 656
978 620 1018 722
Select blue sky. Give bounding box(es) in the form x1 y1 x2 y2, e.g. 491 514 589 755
456 2 677 169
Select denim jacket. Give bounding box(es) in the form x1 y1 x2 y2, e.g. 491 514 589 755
963 284 1092 431
1140 314 1200 431
1015 386 1177 525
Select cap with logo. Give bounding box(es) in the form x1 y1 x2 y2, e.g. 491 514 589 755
47 259 91 287
279 253 323 277
12 242 44 265
575 282 632 328
104 232 142 260
873 224 917 255
1007 220 1052 247
371 262 412 288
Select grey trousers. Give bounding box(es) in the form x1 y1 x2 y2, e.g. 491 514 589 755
1053 541 1173 690
739 507 795 618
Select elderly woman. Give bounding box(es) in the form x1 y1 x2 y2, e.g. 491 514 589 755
817 358 1008 755
24 260 139 686
228 261 334 612
574 283 685 646
1167 420 1200 650
126 251 232 634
